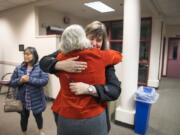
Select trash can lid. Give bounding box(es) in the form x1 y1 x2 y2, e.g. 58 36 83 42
135 86 159 104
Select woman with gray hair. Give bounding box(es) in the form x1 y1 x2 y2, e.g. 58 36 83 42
59 24 92 53
52 24 122 135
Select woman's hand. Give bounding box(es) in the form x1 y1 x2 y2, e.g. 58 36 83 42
55 56 87 73
20 75 29 83
69 82 98 96
69 82 89 95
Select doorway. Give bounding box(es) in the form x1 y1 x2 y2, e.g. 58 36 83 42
167 38 180 78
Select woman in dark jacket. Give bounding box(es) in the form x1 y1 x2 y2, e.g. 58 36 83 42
39 21 121 133
10 47 48 135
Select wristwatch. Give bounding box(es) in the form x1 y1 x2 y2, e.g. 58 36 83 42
87 85 96 94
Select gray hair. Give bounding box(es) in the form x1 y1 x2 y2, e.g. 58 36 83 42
60 24 92 53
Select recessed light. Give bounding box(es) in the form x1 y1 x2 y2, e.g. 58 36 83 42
84 1 115 13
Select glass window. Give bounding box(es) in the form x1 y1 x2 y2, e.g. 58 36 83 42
138 64 148 84
110 42 122 52
138 41 150 84
139 42 150 61
141 20 151 39
111 21 123 40
173 46 178 60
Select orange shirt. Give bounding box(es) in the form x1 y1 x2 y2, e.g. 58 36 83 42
52 48 122 119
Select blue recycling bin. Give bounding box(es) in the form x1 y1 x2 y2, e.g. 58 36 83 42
134 86 159 135
134 100 151 135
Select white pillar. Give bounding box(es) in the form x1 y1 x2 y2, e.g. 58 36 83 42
148 17 162 87
115 0 141 125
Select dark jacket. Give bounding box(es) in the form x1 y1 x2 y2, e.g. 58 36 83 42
39 51 121 131
10 63 49 114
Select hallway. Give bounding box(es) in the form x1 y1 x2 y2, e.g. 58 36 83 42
148 78 180 135
109 77 180 135
0 77 180 135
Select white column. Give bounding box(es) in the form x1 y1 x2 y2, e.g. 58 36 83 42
148 17 162 87
163 37 168 76
115 0 141 125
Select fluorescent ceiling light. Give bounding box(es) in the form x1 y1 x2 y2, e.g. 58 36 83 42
84 1 115 13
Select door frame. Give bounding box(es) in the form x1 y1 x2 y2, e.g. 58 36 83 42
161 37 166 77
166 37 180 77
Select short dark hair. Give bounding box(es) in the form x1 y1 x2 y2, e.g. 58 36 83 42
24 47 39 66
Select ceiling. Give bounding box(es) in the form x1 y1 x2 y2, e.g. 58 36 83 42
0 0 180 24
153 0 180 17
144 0 180 24
0 0 37 11
38 0 180 23
45 0 125 21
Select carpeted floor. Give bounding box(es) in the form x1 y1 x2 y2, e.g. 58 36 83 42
0 77 180 135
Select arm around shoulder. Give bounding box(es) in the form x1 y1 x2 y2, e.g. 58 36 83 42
102 50 123 66
39 51 59 74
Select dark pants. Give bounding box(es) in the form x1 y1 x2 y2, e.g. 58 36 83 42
53 112 59 134
20 108 43 132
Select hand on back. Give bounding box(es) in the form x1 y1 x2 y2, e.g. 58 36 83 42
55 56 87 73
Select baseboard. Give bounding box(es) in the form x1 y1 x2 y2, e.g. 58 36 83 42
147 79 159 88
114 120 134 129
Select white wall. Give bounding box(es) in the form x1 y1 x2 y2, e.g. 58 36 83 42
31 35 59 59
0 4 61 98
166 25 180 37
31 35 60 98
38 7 91 35
0 64 17 80
0 4 37 75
